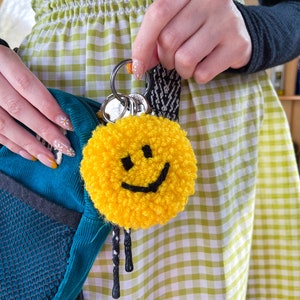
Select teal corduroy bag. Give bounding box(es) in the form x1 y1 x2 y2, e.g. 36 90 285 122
0 89 111 299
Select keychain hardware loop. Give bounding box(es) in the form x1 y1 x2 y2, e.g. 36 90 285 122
100 59 153 124
110 59 151 101
100 93 129 124
128 93 152 115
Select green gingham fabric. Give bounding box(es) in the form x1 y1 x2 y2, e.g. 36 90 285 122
17 0 300 299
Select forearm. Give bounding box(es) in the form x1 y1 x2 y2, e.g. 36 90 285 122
231 0 300 73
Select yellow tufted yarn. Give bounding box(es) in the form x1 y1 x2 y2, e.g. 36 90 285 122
80 114 197 229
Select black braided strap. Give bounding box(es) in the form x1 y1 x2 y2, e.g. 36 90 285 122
148 64 181 122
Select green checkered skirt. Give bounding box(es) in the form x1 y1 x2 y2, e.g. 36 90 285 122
18 0 300 298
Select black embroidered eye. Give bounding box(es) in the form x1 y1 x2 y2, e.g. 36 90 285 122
121 155 134 171
142 145 152 158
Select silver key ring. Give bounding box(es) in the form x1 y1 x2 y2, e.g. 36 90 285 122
110 59 151 101
128 93 152 115
100 93 130 123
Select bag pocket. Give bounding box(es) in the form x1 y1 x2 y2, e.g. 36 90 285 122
0 171 82 299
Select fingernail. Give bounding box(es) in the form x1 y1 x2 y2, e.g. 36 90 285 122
19 150 37 161
37 154 57 169
53 139 76 157
126 61 133 74
132 59 145 80
56 114 74 131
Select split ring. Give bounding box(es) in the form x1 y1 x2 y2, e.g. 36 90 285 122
110 59 151 101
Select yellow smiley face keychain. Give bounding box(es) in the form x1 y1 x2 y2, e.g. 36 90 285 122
80 59 197 299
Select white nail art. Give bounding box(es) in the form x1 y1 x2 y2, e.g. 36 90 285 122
53 140 76 157
57 115 73 130
132 59 145 80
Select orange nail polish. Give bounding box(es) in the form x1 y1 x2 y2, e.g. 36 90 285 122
126 61 133 74
37 154 58 169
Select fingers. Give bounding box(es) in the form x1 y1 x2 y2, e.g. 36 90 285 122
0 107 59 168
193 34 252 84
0 133 36 161
156 0 204 71
174 8 251 83
0 47 75 168
192 5 252 84
0 47 73 132
169 21 218 80
132 0 190 79
0 75 75 167
132 0 252 83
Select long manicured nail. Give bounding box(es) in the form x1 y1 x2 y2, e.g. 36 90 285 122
53 139 76 157
56 114 74 131
19 150 37 161
132 59 145 80
37 154 57 169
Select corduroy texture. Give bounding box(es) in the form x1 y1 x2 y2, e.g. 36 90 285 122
0 89 112 299
81 114 197 229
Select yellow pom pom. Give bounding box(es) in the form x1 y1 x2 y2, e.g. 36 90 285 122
80 114 197 229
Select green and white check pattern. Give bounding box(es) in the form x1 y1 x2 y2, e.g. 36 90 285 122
18 0 300 298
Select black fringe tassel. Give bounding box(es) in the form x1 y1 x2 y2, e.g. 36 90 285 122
111 226 134 299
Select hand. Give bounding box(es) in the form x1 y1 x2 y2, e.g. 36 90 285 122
0 46 75 168
132 0 252 84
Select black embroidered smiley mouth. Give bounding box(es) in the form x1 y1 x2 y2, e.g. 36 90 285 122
121 162 170 193
121 144 170 193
